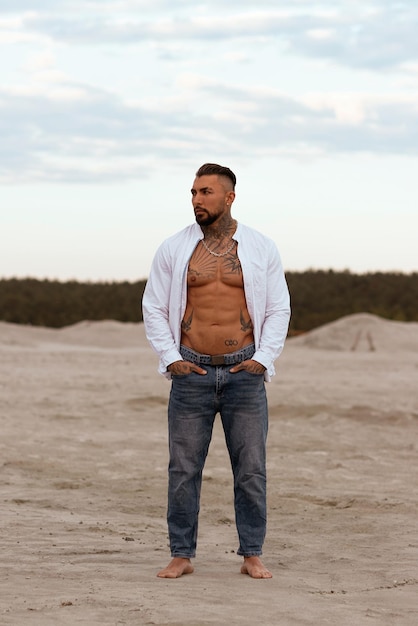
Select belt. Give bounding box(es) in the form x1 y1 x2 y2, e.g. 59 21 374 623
180 343 255 366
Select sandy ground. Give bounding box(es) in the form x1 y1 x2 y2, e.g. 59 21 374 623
1 313 417 626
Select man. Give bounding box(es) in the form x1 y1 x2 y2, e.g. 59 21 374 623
142 163 290 579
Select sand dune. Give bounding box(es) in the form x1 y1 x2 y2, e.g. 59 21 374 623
0 314 417 625
2 312 417 352
0 320 141 349
290 312 418 353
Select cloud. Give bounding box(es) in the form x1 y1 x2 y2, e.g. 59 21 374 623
0 83 184 182
0 3 413 71
288 5 418 70
197 80 418 156
1 71 417 183
1 1 417 183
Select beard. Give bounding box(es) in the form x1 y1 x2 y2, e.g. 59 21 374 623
194 205 224 227
194 211 218 227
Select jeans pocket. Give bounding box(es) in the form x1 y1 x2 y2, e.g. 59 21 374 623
171 372 193 379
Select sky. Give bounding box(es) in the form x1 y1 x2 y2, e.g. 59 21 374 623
0 0 417 281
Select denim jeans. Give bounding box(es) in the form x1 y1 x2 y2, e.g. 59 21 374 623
167 345 268 558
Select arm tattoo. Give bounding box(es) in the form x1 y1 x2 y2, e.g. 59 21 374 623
181 310 193 332
240 310 253 332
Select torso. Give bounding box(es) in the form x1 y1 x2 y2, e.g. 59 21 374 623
181 240 255 355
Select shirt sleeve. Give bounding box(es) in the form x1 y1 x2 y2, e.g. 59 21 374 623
142 243 183 376
252 241 291 375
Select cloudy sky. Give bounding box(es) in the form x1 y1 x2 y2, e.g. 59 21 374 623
1 0 417 281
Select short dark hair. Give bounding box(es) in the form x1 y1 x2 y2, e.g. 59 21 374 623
195 163 236 190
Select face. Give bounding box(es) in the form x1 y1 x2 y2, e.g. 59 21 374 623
191 174 235 227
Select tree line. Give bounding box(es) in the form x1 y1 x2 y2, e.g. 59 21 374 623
0 271 416 334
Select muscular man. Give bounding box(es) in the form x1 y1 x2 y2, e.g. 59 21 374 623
142 163 290 579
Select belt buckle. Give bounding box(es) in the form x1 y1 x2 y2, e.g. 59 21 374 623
210 355 226 366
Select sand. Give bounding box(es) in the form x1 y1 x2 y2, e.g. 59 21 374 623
0 313 417 625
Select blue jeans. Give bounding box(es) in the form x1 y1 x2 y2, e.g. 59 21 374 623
167 345 268 558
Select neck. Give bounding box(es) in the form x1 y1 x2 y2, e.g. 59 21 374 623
202 216 237 240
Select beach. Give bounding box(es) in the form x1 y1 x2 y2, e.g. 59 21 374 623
1 314 417 625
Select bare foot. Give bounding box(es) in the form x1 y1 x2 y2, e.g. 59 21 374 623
157 557 194 578
241 556 272 579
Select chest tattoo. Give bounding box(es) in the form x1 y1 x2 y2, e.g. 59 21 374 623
189 246 217 277
223 251 242 274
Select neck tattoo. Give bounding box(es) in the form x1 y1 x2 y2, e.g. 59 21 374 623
201 218 237 257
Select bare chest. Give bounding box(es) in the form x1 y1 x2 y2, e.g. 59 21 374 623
187 241 243 288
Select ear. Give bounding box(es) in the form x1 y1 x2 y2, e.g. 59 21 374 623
226 191 236 205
